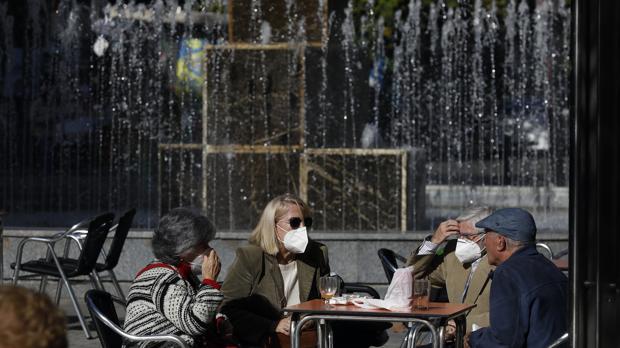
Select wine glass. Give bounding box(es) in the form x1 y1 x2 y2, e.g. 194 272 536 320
319 276 339 304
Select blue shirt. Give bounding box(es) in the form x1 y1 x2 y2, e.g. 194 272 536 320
469 245 568 348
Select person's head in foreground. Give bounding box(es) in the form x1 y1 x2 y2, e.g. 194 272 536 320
476 207 537 266
152 207 217 274
0 285 67 348
250 193 312 261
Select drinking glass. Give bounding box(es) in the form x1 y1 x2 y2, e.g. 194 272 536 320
413 279 430 310
319 276 339 303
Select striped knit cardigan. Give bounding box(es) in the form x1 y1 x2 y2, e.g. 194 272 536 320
123 262 223 347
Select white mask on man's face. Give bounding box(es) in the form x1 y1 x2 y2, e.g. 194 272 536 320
455 236 485 264
278 226 308 254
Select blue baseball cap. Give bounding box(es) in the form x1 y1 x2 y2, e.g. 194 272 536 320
475 208 537 242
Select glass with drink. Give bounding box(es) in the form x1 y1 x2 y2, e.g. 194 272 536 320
319 275 339 303
413 278 430 310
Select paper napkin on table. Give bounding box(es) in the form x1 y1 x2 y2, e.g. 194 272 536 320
350 297 411 311
350 266 414 311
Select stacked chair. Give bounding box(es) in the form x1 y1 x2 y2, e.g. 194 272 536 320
11 209 136 338
11 212 115 338
64 208 136 301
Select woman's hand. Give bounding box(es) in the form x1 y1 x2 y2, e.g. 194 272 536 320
275 317 291 336
202 249 221 281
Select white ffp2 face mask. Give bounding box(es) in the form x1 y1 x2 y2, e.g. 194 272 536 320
279 226 309 254
189 255 204 275
455 237 485 264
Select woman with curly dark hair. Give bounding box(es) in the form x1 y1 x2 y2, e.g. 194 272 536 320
123 207 223 347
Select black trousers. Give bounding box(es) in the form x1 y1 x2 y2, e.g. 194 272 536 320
331 321 391 348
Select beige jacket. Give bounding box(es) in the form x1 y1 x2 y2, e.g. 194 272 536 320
407 239 493 332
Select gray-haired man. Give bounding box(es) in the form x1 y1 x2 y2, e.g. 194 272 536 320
467 208 568 348
407 207 494 340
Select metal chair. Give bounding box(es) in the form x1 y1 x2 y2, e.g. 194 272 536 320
342 283 381 299
536 242 554 259
547 332 569 348
331 273 381 299
64 208 136 301
553 248 569 259
85 289 190 348
377 248 408 282
10 212 114 338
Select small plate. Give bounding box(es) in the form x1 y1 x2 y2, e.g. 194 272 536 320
328 294 368 305
328 297 348 305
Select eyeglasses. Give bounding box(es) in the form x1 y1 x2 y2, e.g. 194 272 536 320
459 231 486 240
287 217 313 229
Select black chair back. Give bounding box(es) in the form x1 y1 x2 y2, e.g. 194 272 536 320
74 213 114 276
377 248 401 282
85 289 123 348
332 274 381 299
101 208 136 271
342 283 381 299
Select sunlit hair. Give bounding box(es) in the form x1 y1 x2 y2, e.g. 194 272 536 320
249 193 311 255
0 285 67 348
152 207 216 265
456 206 493 234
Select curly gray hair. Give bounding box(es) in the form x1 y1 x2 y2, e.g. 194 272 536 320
152 207 216 265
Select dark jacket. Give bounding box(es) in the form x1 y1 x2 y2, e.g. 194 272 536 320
220 241 329 345
469 245 568 348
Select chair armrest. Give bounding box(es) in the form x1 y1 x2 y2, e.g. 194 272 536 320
64 233 85 250
14 236 58 262
87 297 189 348
536 242 554 259
124 333 190 348
95 310 189 348
12 236 64 279
553 249 569 259
547 332 568 348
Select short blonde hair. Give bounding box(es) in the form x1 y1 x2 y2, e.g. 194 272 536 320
0 285 67 348
249 193 311 255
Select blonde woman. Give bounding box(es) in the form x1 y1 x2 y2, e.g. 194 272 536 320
221 193 329 346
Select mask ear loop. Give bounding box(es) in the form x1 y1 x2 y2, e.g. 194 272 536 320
275 223 288 244
476 234 487 254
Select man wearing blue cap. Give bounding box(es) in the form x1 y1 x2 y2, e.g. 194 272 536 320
466 208 568 348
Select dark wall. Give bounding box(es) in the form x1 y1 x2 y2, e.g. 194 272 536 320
572 0 620 346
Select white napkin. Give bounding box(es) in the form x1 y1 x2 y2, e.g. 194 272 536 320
350 266 414 311
351 297 411 310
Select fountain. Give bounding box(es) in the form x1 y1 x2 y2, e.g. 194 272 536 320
0 0 571 233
